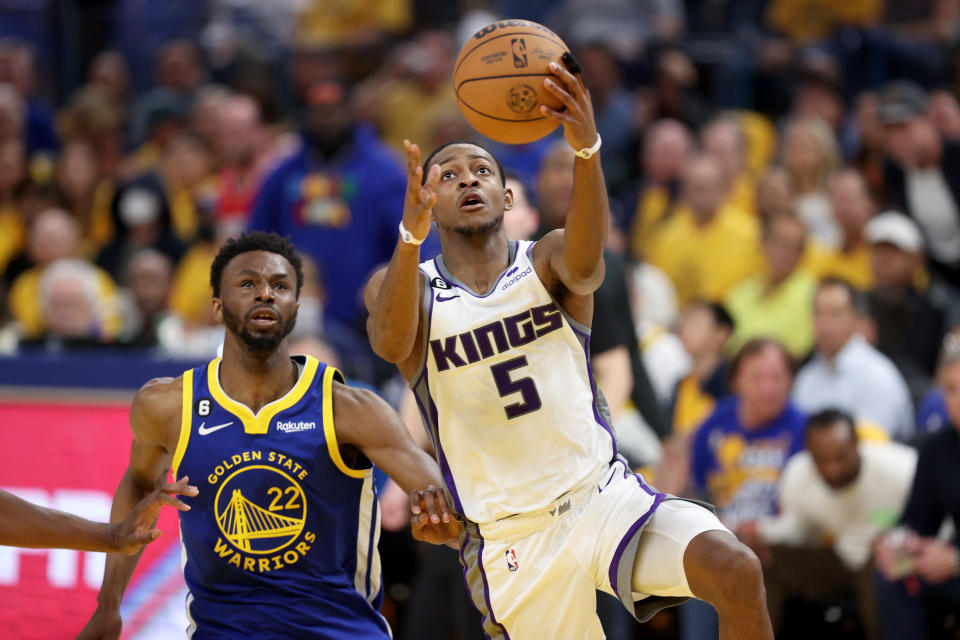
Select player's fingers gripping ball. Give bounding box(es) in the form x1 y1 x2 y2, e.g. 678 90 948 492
454 19 573 144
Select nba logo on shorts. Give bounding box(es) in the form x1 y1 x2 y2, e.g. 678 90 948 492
505 548 519 572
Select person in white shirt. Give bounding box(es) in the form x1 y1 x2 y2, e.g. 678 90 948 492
792 278 914 439
739 409 916 640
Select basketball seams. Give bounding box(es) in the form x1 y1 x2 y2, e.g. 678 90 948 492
455 95 548 124
453 31 566 78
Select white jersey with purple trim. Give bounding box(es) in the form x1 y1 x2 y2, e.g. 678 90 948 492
411 239 616 524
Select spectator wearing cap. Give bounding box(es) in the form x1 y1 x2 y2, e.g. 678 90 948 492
95 173 186 281
645 154 761 308
864 211 945 398
250 78 439 339
726 211 817 358
874 336 960 640
804 168 876 290
793 279 914 440
741 409 916 640
880 80 960 283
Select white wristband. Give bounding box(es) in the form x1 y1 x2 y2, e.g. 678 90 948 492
399 220 425 246
573 134 602 159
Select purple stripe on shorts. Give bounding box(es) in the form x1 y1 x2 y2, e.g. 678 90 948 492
365 488 377 598
476 531 511 639
607 492 666 602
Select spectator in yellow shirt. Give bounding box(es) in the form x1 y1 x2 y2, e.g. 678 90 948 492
804 168 875 289
0 138 25 273
702 114 757 216
628 118 694 258
8 207 121 339
727 212 818 358
646 154 762 307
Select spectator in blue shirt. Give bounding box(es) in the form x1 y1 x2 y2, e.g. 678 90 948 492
691 337 807 531
249 78 439 334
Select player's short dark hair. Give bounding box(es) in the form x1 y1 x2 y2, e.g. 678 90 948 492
422 140 506 186
816 277 867 314
729 337 794 381
806 408 857 441
209 231 304 298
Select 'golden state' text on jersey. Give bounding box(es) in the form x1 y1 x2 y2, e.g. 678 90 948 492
412 240 617 524
171 356 388 639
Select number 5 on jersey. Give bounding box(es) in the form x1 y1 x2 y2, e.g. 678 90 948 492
491 356 542 419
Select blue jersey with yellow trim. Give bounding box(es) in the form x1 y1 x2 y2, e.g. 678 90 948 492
172 355 388 639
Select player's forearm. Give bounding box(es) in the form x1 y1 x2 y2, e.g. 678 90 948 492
96 471 151 609
369 241 423 362
562 156 608 282
0 489 116 552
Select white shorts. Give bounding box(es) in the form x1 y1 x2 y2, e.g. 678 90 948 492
460 459 728 639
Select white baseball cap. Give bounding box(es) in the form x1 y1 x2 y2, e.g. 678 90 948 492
865 211 924 253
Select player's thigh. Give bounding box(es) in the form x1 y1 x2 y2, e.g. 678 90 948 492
461 526 604 640
631 499 730 598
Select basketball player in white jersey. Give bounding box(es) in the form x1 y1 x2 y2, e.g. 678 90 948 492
365 61 773 639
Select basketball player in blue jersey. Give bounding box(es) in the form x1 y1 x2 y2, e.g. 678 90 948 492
366 60 774 639
80 232 460 639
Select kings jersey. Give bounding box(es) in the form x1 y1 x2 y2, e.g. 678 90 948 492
171 355 389 639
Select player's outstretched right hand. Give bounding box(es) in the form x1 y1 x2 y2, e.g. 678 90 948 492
111 476 198 555
401 139 440 244
410 485 462 545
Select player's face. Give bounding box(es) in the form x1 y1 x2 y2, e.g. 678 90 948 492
215 250 299 352
431 144 512 238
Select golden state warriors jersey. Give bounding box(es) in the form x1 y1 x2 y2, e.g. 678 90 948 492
171 356 389 639
412 240 617 524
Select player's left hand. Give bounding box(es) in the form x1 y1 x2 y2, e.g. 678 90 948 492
410 485 462 545
110 476 198 555
540 56 599 154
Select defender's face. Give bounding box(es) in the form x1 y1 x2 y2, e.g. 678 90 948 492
431 144 512 237
215 251 299 351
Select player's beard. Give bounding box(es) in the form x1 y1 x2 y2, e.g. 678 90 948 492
444 213 503 238
222 305 298 352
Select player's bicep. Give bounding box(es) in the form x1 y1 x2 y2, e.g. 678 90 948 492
126 378 181 489
363 267 388 313
333 385 443 492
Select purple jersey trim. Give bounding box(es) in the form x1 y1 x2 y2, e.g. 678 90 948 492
607 490 666 603
432 240 520 298
411 383 465 514
409 270 435 389
476 531 511 640
570 325 618 458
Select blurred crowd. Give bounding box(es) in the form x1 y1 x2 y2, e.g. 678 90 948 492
2 0 960 638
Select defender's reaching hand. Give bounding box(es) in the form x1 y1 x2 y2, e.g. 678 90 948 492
402 139 440 243
410 485 462 545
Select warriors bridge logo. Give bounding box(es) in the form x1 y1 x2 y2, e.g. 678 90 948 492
208 451 316 573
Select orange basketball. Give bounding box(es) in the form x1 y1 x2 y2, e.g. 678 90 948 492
453 19 570 145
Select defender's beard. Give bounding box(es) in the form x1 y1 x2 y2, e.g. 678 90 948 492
222 305 298 352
